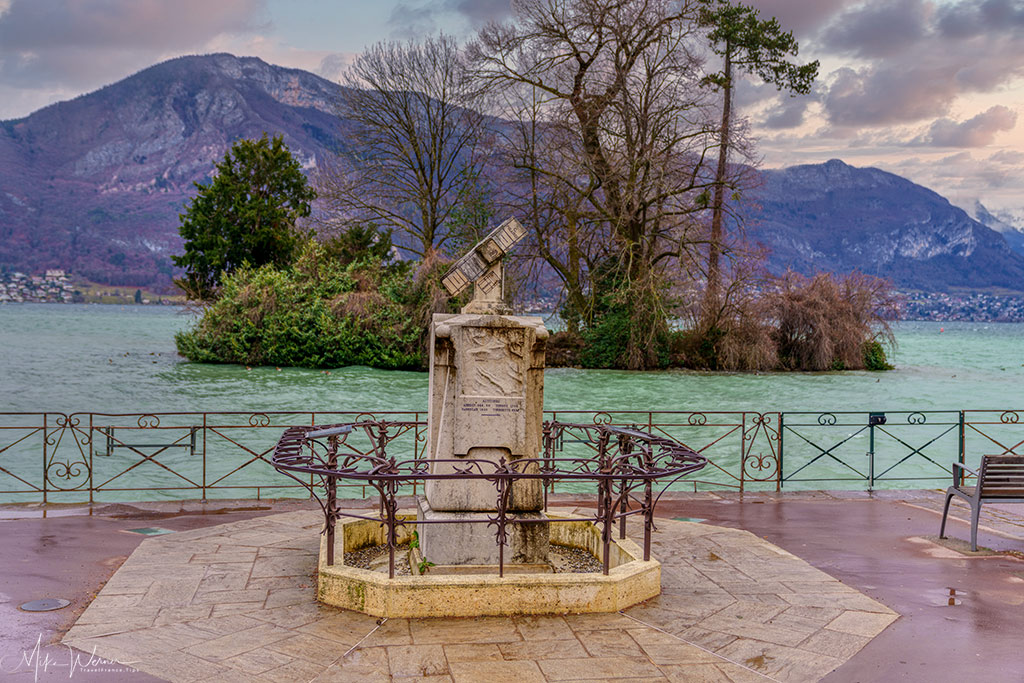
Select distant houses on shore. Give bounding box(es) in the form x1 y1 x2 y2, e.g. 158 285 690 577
1 268 1024 321
0 270 183 305
903 291 1024 323
0 269 73 303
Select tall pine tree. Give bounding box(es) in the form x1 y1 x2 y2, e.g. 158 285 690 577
699 0 818 325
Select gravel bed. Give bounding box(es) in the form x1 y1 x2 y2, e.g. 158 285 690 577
343 542 601 575
550 543 604 573
343 543 412 575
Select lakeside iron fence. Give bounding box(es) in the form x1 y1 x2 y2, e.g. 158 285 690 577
0 409 1021 503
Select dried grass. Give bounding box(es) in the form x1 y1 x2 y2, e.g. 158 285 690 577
333 291 385 321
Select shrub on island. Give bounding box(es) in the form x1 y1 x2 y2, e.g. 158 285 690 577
175 238 451 370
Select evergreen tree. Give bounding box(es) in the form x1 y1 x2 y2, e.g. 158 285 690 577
173 133 316 300
699 0 818 324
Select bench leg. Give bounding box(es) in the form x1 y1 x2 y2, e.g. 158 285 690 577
939 491 954 539
970 502 981 552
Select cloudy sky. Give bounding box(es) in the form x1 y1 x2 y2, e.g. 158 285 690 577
0 0 1021 211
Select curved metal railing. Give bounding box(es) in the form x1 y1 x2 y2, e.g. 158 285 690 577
271 420 707 577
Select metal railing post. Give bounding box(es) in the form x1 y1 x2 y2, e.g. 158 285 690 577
201 413 207 502
42 413 48 505
778 413 785 489
326 435 338 566
88 414 94 504
739 412 746 493
958 411 966 486
643 480 652 561
867 418 875 491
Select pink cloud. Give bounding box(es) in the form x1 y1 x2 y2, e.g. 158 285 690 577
925 106 1018 148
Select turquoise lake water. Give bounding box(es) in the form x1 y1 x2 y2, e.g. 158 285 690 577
0 303 1021 500
1 303 1021 414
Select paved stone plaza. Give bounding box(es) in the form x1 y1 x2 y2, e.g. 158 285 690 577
62 507 897 682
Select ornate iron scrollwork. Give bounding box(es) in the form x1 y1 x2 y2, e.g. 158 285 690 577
271 420 707 578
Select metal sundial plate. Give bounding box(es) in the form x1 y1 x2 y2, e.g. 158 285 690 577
486 216 526 251
20 598 71 612
442 250 489 296
440 216 527 296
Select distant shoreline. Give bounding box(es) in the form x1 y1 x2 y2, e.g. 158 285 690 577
3 297 1024 324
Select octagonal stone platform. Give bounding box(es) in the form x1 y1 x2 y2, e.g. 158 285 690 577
63 508 898 682
319 515 659 617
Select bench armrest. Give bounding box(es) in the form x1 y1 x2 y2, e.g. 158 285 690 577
952 461 978 487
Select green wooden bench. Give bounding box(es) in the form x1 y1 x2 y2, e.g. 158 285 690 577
940 454 1024 551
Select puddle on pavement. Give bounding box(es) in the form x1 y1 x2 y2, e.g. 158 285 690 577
122 527 176 536
105 504 273 519
0 507 91 520
931 587 965 606
0 503 274 520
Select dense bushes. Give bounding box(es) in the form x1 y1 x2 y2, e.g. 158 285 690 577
551 270 898 372
768 271 897 372
576 267 675 370
175 239 451 369
862 340 894 371
176 229 895 374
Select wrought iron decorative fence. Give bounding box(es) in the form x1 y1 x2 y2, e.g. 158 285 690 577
271 420 707 577
1 409 1021 503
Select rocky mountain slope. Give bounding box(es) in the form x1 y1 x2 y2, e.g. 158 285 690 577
0 54 347 288
964 200 1024 258
749 160 1024 292
2 53 1022 293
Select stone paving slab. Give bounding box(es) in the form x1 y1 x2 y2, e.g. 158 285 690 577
63 508 897 682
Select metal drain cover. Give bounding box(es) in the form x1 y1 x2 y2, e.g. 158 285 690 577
20 598 70 612
123 527 175 536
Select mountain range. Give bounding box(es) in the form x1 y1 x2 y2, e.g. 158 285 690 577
964 200 1024 259
0 54 347 288
750 161 1024 291
1 53 1023 294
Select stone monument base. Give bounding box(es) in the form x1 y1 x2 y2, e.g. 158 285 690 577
417 496 549 565
317 513 660 617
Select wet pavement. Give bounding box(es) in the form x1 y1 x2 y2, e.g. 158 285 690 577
0 500 320 681
651 491 1024 682
1 491 1022 681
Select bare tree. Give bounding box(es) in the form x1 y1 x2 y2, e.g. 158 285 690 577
769 271 899 371
316 34 486 257
472 0 719 368
493 80 611 333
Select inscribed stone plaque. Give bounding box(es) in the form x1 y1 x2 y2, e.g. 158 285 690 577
424 313 546 512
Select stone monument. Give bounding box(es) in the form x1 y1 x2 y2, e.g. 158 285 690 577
418 217 550 566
